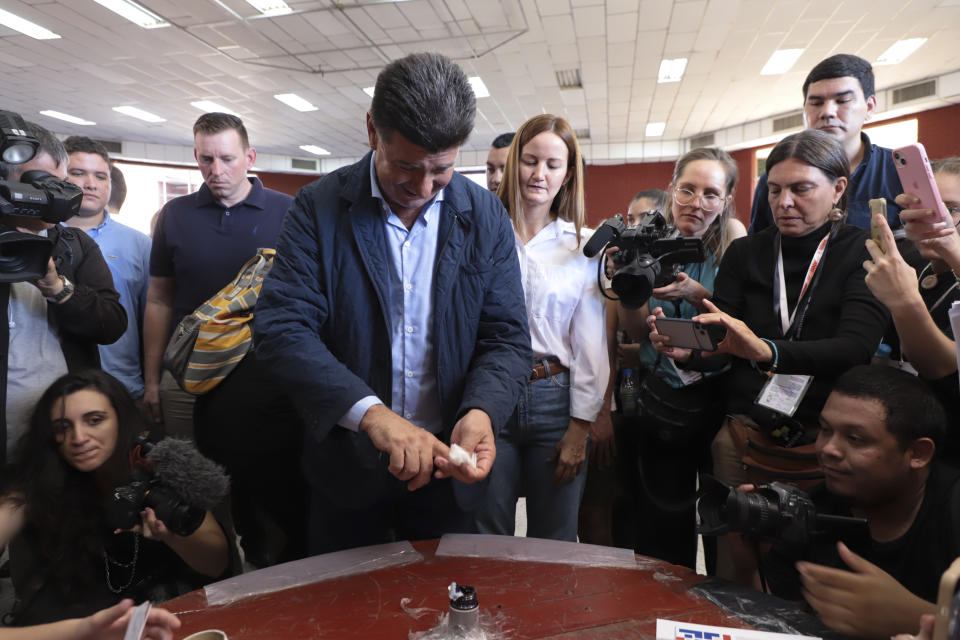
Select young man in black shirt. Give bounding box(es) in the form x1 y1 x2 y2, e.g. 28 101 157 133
759 365 960 638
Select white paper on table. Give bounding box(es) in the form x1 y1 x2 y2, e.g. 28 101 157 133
655 619 821 640
122 601 152 640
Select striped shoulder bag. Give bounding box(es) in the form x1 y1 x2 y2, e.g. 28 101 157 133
163 248 275 395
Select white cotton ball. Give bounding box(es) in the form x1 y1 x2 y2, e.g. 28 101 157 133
449 444 478 469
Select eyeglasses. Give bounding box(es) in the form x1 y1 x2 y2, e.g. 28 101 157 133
674 187 725 212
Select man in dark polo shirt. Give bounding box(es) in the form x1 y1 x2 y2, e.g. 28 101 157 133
143 112 292 436
749 54 903 233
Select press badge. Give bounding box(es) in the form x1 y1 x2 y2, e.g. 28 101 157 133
756 374 812 417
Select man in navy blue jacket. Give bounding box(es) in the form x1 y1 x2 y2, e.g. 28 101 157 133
254 52 532 553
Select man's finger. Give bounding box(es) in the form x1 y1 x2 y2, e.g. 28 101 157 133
388 447 407 478
835 540 880 574
408 447 433 491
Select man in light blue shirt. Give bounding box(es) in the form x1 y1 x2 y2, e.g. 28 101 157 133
64 137 151 398
255 53 532 553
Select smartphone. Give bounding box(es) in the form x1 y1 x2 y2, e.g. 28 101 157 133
869 198 887 253
654 317 726 351
934 557 960 640
893 143 952 226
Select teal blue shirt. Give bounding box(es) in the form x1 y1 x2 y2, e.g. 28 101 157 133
638 252 719 388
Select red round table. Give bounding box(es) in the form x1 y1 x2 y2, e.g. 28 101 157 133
164 535 753 639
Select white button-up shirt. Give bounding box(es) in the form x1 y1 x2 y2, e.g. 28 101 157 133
516 218 608 422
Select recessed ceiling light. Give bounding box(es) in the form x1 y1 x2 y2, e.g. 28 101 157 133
469 76 490 98
363 87 376 98
299 145 331 156
245 0 293 16
113 106 166 123
760 49 805 75
91 0 169 29
657 58 687 83
646 122 666 137
39 110 95 126
876 38 928 65
0 8 60 39
274 93 318 112
190 101 238 116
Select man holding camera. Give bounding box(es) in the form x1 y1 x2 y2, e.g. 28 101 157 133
0 121 125 462
750 365 960 638
254 52 531 554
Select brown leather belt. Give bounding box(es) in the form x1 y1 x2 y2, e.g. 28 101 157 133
529 361 568 382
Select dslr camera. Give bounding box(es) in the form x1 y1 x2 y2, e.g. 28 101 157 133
582 210 704 309
105 437 207 538
0 109 83 282
696 474 866 553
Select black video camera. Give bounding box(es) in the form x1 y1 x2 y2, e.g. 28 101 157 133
0 109 83 282
105 438 207 538
582 210 704 309
696 474 867 553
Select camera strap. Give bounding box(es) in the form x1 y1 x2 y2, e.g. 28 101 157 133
772 223 837 340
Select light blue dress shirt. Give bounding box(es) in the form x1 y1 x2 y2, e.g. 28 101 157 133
338 153 444 434
79 211 152 396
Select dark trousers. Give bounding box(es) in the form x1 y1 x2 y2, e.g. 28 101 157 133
194 353 308 567
308 476 473 555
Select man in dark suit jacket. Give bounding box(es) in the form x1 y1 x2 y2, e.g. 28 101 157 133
254 52 532 553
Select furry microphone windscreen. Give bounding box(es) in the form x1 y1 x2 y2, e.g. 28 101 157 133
146 438 231 511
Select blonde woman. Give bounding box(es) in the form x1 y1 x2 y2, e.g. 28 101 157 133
474 114 607 541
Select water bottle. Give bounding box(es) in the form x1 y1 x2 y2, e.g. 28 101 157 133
620 368 638 416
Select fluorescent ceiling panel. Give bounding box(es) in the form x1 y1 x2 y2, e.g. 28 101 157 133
91 0 169 29
0 8 60 39
760 49 805 75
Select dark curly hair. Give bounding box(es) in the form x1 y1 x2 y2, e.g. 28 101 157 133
10 370 150 601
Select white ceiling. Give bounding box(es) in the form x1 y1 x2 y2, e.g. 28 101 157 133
1 0 959 167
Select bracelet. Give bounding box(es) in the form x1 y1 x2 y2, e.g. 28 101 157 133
751 338 779 376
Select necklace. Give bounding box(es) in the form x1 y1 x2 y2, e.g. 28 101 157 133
103 533 140 594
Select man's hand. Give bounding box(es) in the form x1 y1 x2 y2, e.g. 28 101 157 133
798 542 935 638
434 408 496 483
549 418 589 485
892 614 936 640
588 408 615 470
142 382 163 423
360 405 449 491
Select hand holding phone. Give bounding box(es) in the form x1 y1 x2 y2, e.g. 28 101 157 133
893 143 952 227
652 317 727 351
870 198 887 253
934 556 960 640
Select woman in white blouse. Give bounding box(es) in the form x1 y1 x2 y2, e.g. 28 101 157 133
474 114 608 541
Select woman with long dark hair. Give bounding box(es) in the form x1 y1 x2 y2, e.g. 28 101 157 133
650 129 889 580
0 370 238 625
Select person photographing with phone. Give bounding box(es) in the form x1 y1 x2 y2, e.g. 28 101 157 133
649 130 889 581
606 147 742 568
863 156 960 464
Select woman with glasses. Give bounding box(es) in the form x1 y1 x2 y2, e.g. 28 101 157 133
473 114 607 542
649 130 888 582
615 147 741 568
864 156 960 463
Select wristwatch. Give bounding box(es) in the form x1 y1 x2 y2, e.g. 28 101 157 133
45 275 74 304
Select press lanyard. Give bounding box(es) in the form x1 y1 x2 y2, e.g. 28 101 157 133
772 226 834 339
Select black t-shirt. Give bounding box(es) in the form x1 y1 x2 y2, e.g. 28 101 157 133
763 463 960 603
